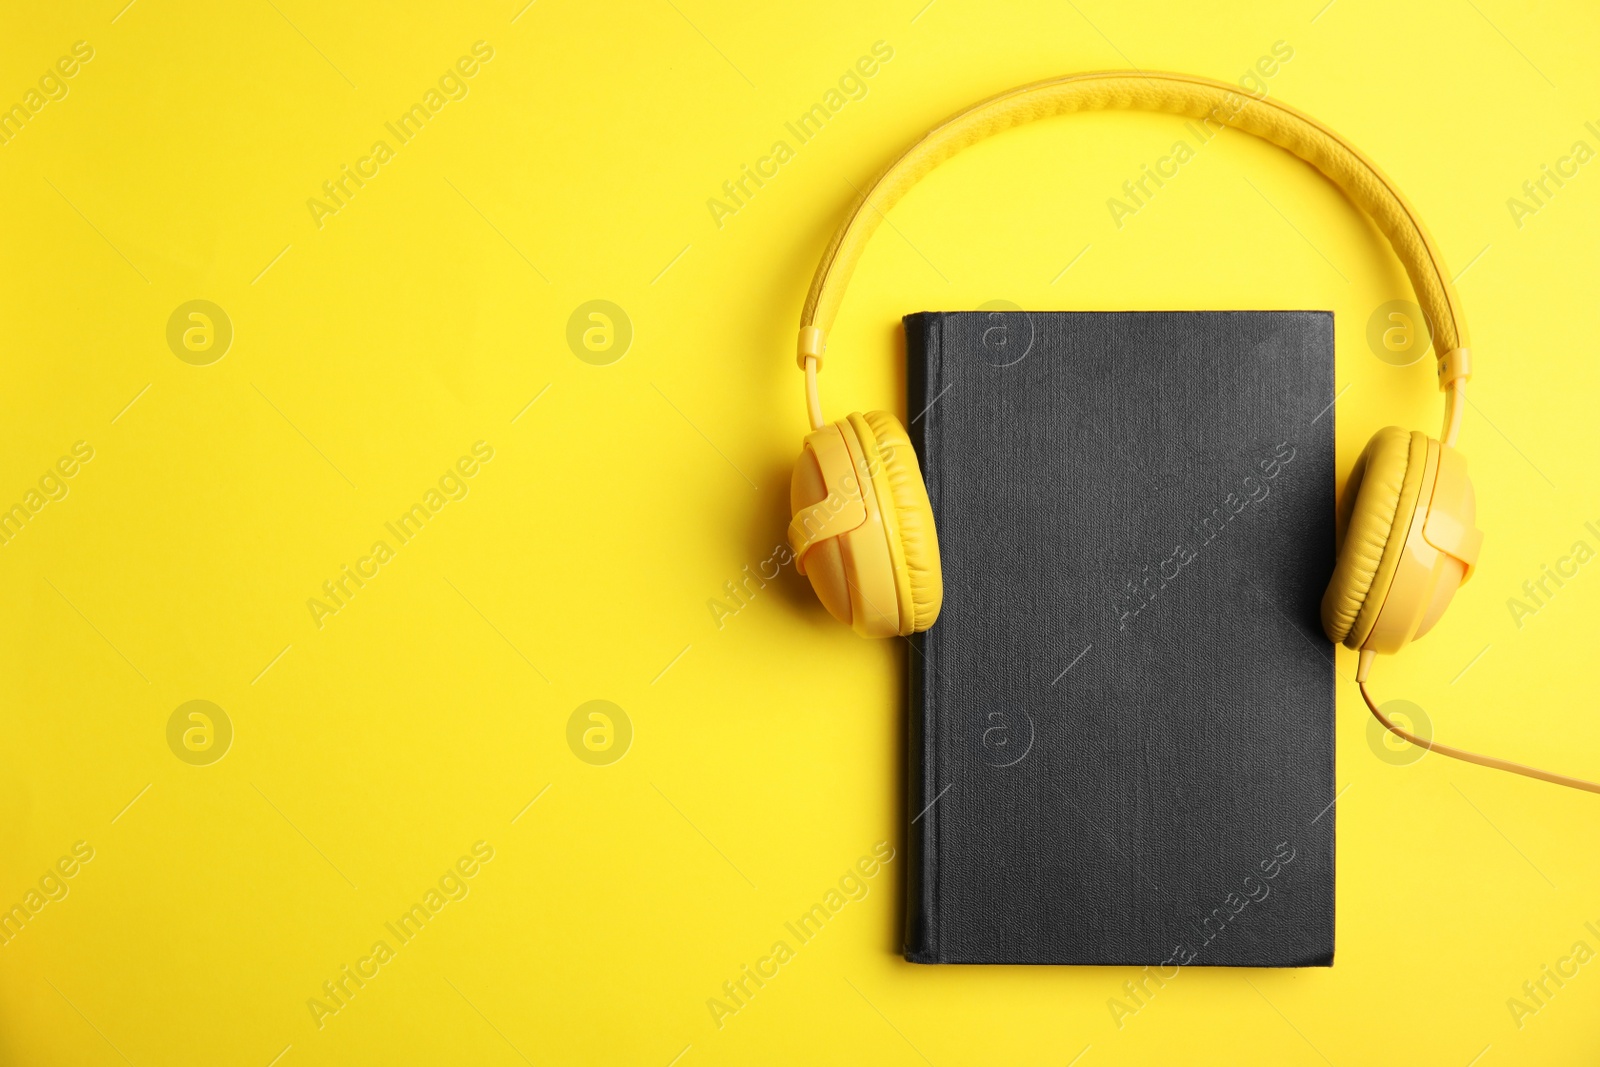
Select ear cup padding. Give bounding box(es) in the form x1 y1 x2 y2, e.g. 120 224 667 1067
858 410 942 633
1322 427 1429 647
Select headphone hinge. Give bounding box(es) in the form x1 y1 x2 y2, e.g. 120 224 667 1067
797 326 827 371
1437 347 1471 389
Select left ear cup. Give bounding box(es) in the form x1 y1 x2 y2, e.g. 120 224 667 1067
788 412 942 637
1322 426 1482 654
856 411 942 632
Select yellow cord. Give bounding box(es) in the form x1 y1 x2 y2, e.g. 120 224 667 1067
1359 678 1600 795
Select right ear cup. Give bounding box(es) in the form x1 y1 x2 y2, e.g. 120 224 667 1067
1322 427 1429 649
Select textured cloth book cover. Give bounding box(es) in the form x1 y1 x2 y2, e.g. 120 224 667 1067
904 310 1335 967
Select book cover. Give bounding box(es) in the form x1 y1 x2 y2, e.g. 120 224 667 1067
904 309 1335 967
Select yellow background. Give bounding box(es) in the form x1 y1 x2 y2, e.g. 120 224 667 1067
2 0 1598 1063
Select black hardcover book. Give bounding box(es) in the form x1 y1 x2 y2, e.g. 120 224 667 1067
904 310 1335 967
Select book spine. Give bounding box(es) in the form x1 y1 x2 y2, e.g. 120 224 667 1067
902 312 941 963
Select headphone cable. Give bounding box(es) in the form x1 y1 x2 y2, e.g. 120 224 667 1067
1359 676 1600 795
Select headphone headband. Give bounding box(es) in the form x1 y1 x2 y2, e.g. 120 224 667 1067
795 71 1471 440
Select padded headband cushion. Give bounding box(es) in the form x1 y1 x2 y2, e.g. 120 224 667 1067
802 72 1467 365
1322 427 1428 647
861 410 942 632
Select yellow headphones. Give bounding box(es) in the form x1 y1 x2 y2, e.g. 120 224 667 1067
786 71 1599 795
